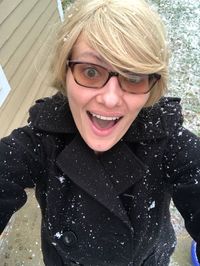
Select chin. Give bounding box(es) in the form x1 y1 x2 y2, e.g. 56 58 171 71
86 139 117 153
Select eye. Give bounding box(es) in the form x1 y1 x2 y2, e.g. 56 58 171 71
84 67 99 78
127 74 144 84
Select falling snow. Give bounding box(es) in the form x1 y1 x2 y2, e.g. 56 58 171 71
56 175 65 184
54 232 63 239
148 201 156 210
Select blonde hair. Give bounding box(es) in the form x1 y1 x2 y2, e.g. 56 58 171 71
51 0 169 106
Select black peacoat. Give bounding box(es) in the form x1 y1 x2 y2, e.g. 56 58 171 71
0 93 200 266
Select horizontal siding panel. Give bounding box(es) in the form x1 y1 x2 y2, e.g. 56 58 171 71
0 0 22 25
0 10 59 137
0 0 39 49
0 0 52 69
9 7 58 90
5 13 59 135
0 4 57 110
6 63 55 134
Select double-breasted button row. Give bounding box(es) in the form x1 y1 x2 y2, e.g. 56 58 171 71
62 231 78 246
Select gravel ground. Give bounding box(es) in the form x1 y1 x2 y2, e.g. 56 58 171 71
170 203 192 266
150 0 200 135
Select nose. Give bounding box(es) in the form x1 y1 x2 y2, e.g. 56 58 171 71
96 76 123 108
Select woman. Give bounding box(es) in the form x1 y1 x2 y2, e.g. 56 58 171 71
0 0 200 265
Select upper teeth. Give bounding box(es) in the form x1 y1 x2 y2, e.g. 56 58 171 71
91 112 120 121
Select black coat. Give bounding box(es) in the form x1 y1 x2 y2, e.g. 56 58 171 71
0 93 200 266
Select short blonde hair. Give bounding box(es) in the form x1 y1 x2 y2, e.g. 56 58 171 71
51 0 169 106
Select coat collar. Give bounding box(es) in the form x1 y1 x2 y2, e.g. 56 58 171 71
28 93 77 134
124 96 183 142
29 93 183 142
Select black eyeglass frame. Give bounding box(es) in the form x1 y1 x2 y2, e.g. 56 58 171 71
67 60 161 94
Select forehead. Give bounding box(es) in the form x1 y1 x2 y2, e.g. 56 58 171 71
71 33 107 64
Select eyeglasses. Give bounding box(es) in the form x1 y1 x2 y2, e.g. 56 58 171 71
67 61 161 94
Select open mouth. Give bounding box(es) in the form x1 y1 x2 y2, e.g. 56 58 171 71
87 111 122 130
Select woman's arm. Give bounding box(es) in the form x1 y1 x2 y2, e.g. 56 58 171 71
164 127 200 260
0 125 45 232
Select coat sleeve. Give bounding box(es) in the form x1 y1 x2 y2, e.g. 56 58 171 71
164 126 200 260
0 125 46 233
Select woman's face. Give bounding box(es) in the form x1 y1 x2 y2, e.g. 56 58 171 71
66 35 150 153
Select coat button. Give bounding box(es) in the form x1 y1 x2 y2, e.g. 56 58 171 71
62 231 77 246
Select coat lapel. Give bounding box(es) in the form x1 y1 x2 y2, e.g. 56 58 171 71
99 140 148 195
56 134 147 229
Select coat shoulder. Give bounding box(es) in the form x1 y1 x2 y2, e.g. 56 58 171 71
125 97 184 142
28 93 76 134
154 97 184 134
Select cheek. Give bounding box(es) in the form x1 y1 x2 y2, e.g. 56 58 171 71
128 94 150 114
65 71 90 115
